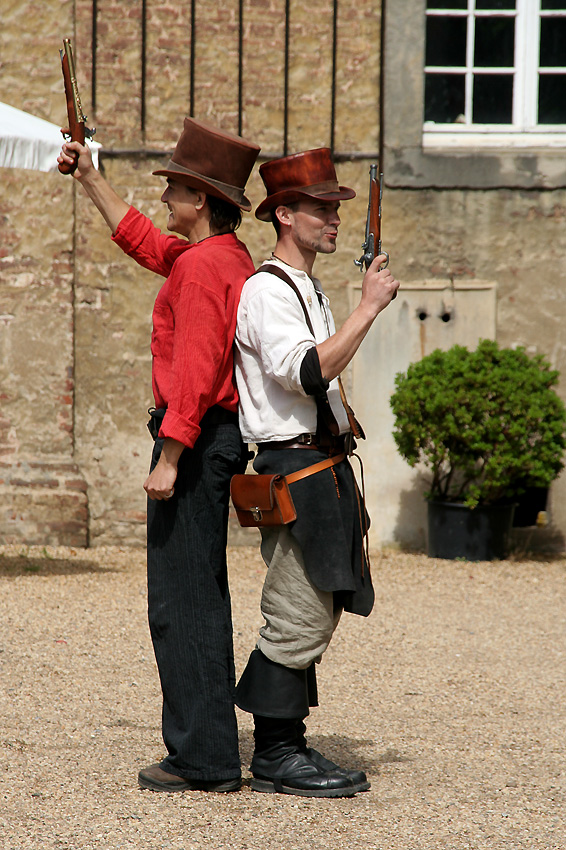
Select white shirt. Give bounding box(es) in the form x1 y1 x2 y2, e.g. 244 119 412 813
234 256 350 443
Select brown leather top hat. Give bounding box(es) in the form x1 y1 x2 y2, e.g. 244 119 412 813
153 117 260 211
255 147 356 221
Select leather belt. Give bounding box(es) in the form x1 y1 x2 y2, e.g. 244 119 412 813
258 434 346 454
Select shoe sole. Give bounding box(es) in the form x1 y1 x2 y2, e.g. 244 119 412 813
250 777 357 798
138 774 241 793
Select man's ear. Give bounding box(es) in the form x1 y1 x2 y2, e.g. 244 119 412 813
193 190 207 211
275 204 293 228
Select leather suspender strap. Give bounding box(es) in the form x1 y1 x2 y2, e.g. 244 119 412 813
337 376 365 440
258 263 317 335
284 452 346 486
245 266 371 568
257 263 340 438
258 263 365 442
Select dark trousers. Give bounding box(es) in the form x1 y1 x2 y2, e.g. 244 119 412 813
146 419 246 780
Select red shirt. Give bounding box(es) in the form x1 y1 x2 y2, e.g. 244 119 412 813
112 207 255 447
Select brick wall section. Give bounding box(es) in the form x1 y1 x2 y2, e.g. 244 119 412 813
0 0 69 121
0 461 88 547
0 167 87 546
69 0 381 151
242 0 287 151
7 1 565 549
0 0 87 546
0 0 382 547
334 2 381 153
0 172 76 460
144 1 194 148
192 4 242 130
72 162 162 545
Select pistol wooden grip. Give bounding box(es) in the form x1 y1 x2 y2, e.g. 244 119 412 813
58 153 78 175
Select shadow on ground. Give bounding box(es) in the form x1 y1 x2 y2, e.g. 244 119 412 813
236 729 403 777
0 554 117 577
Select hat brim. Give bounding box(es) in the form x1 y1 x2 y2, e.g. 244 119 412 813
153 160 253 211
255 185 356 221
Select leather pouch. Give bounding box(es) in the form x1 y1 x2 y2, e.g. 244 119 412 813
230 473 297 527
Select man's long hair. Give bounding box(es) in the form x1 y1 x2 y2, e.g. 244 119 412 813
208 195 242 233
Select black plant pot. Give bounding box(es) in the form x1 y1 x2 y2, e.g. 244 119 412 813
427 500 516 561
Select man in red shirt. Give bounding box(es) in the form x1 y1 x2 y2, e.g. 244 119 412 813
59 118 260 792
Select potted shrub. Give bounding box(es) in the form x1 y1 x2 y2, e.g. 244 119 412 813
389 339 566 560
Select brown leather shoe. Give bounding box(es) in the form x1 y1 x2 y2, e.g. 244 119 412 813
138 763 241 793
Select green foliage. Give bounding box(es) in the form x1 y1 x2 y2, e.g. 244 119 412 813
390 339 566 508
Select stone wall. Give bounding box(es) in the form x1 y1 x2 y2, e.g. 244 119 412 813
382 187 566 548
0 0 381 546
0 154 88 545
1 0 565 551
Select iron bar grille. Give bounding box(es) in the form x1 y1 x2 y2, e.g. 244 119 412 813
90 0 380 161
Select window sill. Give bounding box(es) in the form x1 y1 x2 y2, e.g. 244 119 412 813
423 130 566 151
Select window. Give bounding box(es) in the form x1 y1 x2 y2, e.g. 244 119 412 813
383 0 566 187
424 0 566 148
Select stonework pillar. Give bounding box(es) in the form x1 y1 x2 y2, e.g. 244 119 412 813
0 173 88 546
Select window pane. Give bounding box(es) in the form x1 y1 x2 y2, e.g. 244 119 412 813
540 18 566 66
541 0 566 10
476 0 516 8
474 18 515 67
538 74 566 121
473 74 513 122
426 17 467 66
425 73 466 122
427 1 467 8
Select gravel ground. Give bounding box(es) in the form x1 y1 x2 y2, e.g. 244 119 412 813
1 542 565 850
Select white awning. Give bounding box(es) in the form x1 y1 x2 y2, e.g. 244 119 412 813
0 101 101 173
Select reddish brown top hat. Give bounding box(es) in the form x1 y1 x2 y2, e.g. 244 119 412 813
153 117 260 211
255 148 356 221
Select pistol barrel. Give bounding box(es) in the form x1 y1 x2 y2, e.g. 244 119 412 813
62 38 85 123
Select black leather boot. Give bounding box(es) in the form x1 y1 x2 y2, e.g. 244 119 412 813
298 664 371 792
251 716 356 797
295 718 371 792
235 650 356 797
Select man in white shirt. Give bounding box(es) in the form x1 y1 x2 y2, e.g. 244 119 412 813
234 148 399 797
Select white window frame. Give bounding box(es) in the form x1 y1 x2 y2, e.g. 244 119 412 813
423 0 566 150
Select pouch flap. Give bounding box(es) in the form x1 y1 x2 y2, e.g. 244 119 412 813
230 474 281 511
